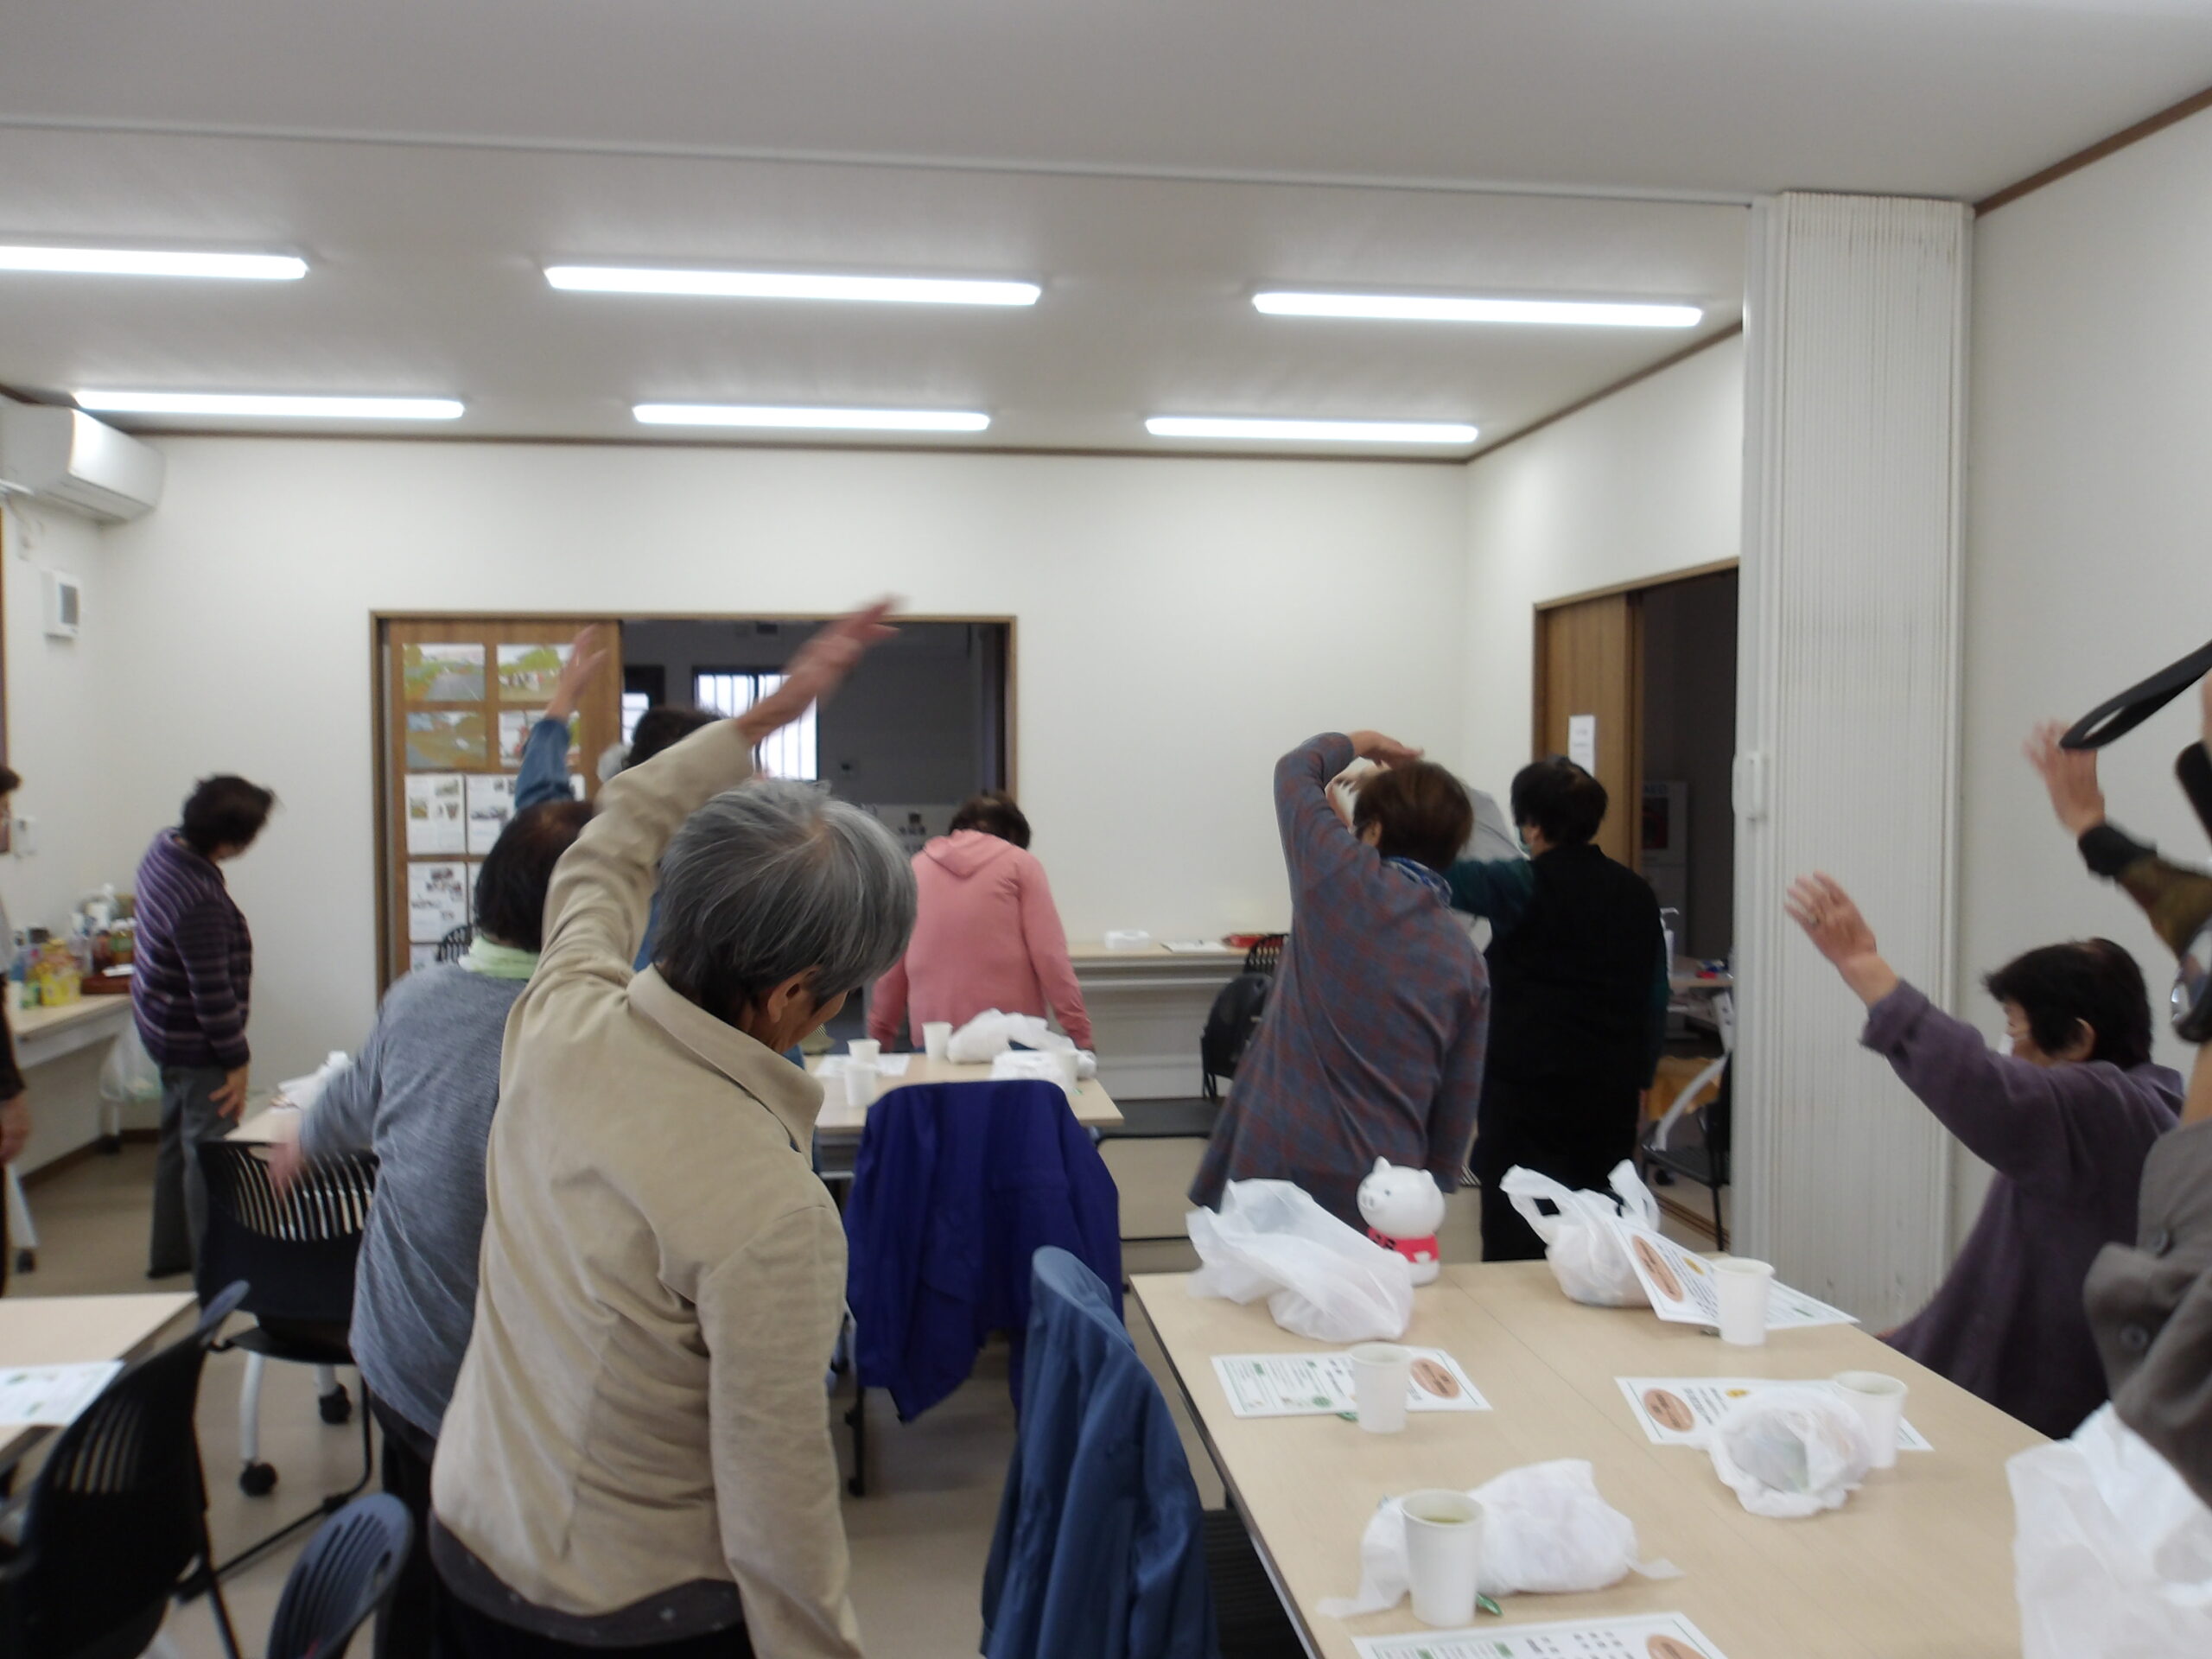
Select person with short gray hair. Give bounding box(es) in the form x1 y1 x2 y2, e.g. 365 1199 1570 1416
658 780 915 1033
431 605 906 1659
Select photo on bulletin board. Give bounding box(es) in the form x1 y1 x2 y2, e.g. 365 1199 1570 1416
404 772 467 855
466 773 516 855
406 710 489 770
497 643 571 702
407 861 471 943
402 642 486 702
499 709 576 768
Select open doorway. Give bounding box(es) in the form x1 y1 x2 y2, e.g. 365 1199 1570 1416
1532 565 1738 1240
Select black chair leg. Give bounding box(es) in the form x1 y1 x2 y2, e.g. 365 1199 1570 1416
1709 1181 1728 1254
846 1384 868 1498
196 1374 378 1590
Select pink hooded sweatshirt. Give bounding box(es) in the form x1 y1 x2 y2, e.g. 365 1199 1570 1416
868 830 1093 1050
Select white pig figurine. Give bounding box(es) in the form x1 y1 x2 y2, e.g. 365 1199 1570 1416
1357 1158 1446 1285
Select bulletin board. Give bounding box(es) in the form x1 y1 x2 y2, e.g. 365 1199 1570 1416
372 616 623 989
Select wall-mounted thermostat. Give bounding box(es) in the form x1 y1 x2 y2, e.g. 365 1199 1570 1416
41 569 81 639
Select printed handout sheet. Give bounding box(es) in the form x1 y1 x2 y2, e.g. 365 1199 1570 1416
1212 1348 1489 1419
1617 1376 1931 1452
0 1361 124 1428
1354 1610 1726 1658
1606 1218 1857 1331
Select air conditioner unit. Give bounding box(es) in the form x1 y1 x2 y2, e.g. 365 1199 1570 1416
0 405 165 522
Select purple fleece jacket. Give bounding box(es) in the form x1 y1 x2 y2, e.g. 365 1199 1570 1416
1869 982 2179 1439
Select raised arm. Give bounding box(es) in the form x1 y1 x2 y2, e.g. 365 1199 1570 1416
1015 853 1092 1050
1787 873 2165 1190
1276 731 1421 898
514 626 609 811
1445 856 1535 929
538 606 896 982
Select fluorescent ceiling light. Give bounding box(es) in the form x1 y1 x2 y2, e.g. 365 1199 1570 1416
0 245 306 281
634 404 991 433
75 391 462 420
1147 416 1478 445
1254 291 1701 327
549 265 1039 307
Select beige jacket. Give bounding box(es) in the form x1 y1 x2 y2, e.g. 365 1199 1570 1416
432 721 861 1657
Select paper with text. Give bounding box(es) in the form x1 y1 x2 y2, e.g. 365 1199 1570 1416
1355 1610 1726 1658
1211 1348 1489 1418
1605 1218 1857 1330
0 1361 123 1427
1617 1376 1931 1452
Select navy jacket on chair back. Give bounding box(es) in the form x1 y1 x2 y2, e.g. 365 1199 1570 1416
982 1247 1216 1659
845 1080 1122 1421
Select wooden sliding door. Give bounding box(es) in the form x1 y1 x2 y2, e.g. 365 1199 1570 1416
373 616 623 988
1532 591 1643 868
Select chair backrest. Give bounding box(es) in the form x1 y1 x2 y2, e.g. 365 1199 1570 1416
195 1140 377 1326
435 923 474 963
982 1248 1212 1659
1199 971 1273 1099
1240 933 1286 976
265 1494 414 1659
3 1282 246 1658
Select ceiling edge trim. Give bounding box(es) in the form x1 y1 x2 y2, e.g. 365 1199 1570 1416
0 112 1760 207
1463 321 1744 468
1976 80 2212 217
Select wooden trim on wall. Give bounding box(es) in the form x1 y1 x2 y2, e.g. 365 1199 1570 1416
1977 81 2212 217
1466 321 1745 466
1534 556 1740 613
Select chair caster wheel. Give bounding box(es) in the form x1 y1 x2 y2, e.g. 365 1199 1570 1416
319 1385 353 1426
239 1461 278 1497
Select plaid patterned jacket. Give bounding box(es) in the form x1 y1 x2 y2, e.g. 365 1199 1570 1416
1191 734 1490 1226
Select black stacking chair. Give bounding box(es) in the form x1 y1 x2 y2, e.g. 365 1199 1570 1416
265 1494 412 1659
194 1140 378 1580
1239 933 1287 976
435 923 474 963
0 1282 249 1659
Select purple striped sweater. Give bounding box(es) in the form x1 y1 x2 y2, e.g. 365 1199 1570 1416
130 830 253 1070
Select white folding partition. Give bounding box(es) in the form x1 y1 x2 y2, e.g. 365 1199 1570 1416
1732 193 1970 1327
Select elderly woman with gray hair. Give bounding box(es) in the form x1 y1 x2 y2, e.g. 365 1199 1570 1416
430 604 912 1659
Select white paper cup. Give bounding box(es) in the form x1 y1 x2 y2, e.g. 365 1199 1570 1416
844 1062 879 1109
923 1022 953 1061
847 1039 881 1066
1834 1370 1909 1469
1401 1490 1484 1628
1349 1343 1411 1434
1713 1258 1774 1346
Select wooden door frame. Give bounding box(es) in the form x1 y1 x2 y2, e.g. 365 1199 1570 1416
370 610 1020 989
1529 560 1738 872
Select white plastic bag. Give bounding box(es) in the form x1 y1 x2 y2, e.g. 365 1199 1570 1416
2011 1405 2212 1658
98 1025 162 1107
1317 1460 1674 1617
1708 1387 1870 1518
1500 1160 1662 1306
947 1009 1078 1065
1186 1179 1413 1342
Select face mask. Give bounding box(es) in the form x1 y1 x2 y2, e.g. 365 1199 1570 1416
1997 1034 2016 1058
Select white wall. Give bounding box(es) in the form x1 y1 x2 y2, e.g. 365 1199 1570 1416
1961 106 2212 1224
3 498 158 1166
1460 334 1745 800
89 440 1468 1081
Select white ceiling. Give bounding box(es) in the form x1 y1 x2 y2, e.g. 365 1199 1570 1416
2 2 2207 454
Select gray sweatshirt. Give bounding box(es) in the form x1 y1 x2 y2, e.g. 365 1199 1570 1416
301 962 527 1441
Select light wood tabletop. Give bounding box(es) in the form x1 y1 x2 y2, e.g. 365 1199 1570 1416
0 1291 199 1468
1132 1262 2042 1659
10 994 133 1067
808 1053 1123 1136
227 1103 298 1142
